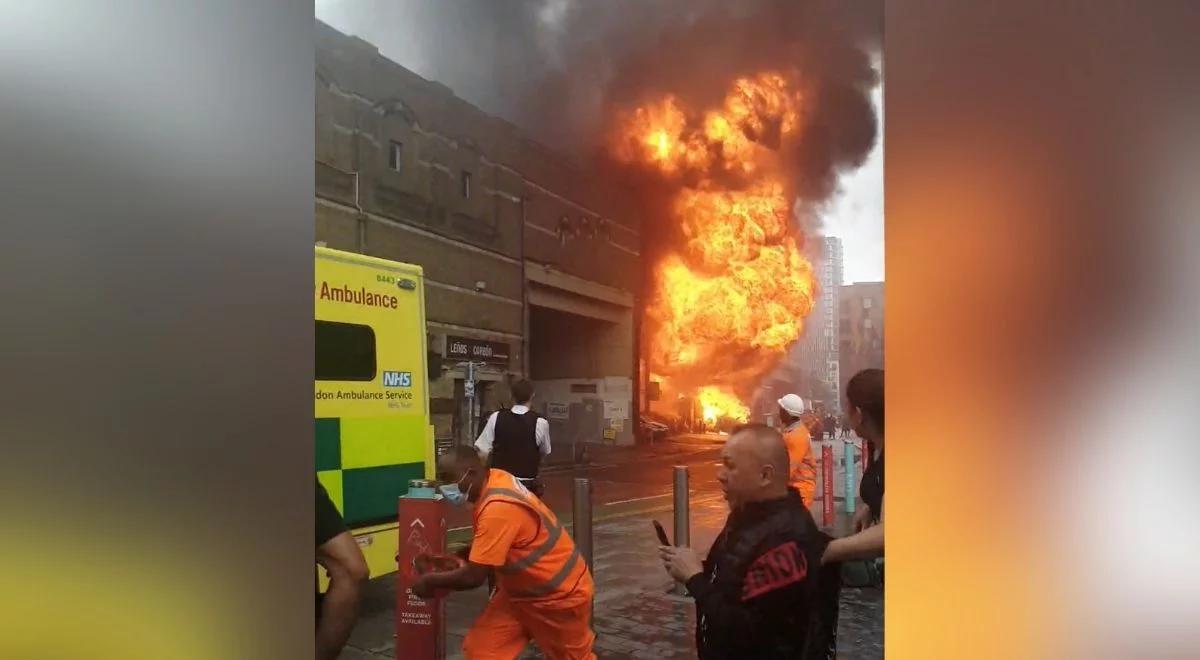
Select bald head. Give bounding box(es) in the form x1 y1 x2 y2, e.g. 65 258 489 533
729 424 791 485
718 424 791 508
435 445 487 502
436 445 483 478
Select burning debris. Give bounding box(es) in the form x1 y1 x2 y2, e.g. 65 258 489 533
698 386 750 425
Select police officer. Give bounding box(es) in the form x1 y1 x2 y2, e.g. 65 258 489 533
659 424 841 659
475 379 550 498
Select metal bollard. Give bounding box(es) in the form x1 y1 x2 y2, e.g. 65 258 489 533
572 478 594 573
844 439 856 514
821 443 834 528
670 466 691 596
672 466 690 548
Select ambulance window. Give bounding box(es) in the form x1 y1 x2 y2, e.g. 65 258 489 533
316 320 376 381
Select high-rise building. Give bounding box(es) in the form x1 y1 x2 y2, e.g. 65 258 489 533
793 236 844 411
839 281 885 397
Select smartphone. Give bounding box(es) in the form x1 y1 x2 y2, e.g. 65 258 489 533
652 520 671 546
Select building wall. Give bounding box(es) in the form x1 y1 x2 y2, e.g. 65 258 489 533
531 376 634 453
314 20 640 449
839 281 885 398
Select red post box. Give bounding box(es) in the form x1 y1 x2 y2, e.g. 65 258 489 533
396 488 447 660
821 443 834 527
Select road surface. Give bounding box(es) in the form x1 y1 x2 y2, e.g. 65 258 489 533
443 440 726 542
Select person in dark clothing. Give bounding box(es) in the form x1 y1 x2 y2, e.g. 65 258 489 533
474 379 551 498
824 369 885 563
806 413 824 445
316 481 369 660
659 424 840 659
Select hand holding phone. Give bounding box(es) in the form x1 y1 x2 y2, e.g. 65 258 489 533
652 520 671 546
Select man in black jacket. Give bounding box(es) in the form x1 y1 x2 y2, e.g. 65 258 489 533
659 424 840 659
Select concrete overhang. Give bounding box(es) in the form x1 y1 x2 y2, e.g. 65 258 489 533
525 262 633 324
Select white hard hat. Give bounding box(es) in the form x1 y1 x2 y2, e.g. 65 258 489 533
777 393 806 416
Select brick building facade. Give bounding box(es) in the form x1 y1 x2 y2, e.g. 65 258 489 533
839 281 884 397
315 20 642 452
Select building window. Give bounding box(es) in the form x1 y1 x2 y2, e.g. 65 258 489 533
863 297 873 309
461 171 472 198
864 318 873 329
388 141 403 172
316 320 376 381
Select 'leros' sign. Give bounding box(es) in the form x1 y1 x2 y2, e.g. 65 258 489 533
445 335 510 365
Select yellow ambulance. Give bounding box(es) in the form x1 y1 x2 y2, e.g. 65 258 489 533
315 246 434 579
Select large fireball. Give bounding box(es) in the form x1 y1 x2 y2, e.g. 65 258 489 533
611 72 817 422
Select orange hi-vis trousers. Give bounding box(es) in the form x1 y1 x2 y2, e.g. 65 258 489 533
462 587 596 660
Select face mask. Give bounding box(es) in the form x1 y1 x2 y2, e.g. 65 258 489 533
438 471 472 507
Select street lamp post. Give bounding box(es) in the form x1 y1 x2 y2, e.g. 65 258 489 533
455 360 484 443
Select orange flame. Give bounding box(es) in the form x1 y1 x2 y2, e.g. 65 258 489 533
612 71 816 422
698 386 750 424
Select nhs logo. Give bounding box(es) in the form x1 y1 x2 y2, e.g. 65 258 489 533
382 371 412 387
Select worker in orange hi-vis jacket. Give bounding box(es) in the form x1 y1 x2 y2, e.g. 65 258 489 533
411 445 595 660
776 394 817 507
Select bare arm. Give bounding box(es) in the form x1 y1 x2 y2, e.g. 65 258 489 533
317 531 370 660
474 412 498 459
536 418 552 456
850 499 872 532
822 496 884 563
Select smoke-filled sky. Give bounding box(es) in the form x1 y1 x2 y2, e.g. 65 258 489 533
314 0 884 284
822 80 883 284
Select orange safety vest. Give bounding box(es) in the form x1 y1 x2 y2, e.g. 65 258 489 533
782 423 817 505
473 469 592 601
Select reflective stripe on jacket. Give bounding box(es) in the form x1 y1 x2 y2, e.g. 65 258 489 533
474 469 592 601
783 424 817 505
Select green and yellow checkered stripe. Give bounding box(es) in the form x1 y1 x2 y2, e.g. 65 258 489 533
315 416 428 526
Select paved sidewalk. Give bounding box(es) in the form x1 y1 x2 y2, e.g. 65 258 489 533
340 494 882 659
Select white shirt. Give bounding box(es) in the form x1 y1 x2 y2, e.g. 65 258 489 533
474 405 552 460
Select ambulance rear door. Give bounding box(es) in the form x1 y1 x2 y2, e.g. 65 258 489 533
315 247 431 533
